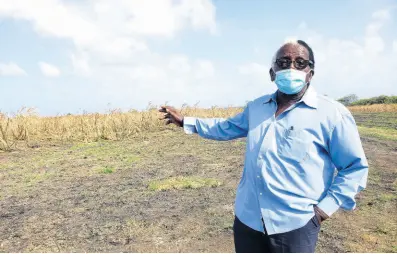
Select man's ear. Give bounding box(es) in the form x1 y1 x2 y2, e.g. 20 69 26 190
307 69 314 83
269 68 276 82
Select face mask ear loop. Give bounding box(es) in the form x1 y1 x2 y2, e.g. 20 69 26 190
306 69 313 86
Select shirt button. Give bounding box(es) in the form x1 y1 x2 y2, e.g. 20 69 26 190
257 175 260 178
260 193 262 195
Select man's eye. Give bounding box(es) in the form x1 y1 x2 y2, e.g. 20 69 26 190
279 60 289 65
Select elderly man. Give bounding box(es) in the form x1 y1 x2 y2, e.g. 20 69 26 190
159 40 368 253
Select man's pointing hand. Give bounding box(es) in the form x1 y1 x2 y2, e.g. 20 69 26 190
158 106 184 127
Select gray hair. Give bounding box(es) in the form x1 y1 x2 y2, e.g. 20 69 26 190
271 39 299 66
271 39 315 69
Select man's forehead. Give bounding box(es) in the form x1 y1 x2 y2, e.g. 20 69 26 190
276 43 309 58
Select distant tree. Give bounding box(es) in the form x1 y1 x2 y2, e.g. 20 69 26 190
386 96 397 104
372 95 388 105
350 95 397 106
337 94 359 106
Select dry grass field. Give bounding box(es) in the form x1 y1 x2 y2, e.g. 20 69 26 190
349 104 397 113
0 104 396 252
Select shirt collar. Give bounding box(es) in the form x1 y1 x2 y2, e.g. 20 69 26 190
300 85 318 109
262 85 318 109
262 91 277 104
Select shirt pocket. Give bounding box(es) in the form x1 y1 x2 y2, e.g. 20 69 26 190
278 128 312 163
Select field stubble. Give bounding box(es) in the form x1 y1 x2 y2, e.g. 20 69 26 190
1 104 396 151
0 104 396 252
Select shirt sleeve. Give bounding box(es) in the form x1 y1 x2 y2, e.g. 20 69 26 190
317 112 369 217
183 104 249 141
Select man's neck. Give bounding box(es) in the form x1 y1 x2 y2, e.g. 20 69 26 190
276 84 309 107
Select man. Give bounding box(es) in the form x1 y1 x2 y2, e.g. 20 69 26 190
159 40 368 253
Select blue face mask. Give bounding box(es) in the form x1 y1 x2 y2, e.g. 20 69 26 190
274 69 310 95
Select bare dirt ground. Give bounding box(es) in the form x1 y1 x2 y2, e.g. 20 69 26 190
0 127 396 252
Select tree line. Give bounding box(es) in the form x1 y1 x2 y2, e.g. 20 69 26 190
337 94 397 106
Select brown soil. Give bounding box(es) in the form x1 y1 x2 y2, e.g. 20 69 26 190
0 130 396 252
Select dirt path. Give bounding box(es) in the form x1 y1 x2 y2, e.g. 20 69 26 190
0 131 396 252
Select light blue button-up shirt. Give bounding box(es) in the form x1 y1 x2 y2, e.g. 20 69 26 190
183 85 368 235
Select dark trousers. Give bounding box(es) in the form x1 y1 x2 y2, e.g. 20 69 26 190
233 216 321 253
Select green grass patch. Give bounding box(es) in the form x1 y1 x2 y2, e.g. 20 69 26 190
121 155 140 163
368 172 381 185
69 141 141 167
232 140 246 146
148 176 222 191
358 126 397 141
70 142 105 150
0 160 15 171
379 193 396 202
101 166 115 174
24 173 54 187
374 226 389 235
70 142 114 157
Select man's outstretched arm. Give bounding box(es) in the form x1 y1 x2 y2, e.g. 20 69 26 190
159 105 249 141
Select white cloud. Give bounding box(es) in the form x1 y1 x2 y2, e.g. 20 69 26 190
239 63 268 75
70 52 91 76
290 7 397 99
393 40 397 53
195 60 215 79
0 0 216 54
372 9 391 21
365 36 384 54
129 65 167 81
363 8 393 55
168 55 191 73
238 62 269 85
0 0 99 46
39 62 61 77
2 0 394 115
0 62 27 76
178 0 217 34
0 0 217 88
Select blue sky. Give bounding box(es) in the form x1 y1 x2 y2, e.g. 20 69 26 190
0 0 396 116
